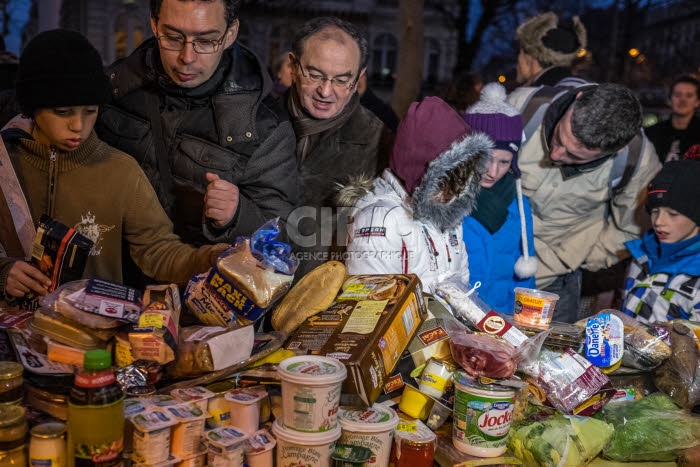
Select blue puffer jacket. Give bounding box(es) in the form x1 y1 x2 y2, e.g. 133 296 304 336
462 196 536 313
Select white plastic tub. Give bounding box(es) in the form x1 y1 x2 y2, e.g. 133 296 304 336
278 355 347 432
272 418 341 467
338 405 399 467
224 388 267 434
244 429 276 467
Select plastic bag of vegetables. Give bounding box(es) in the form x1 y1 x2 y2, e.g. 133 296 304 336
508 415 613 467
596 392 700 462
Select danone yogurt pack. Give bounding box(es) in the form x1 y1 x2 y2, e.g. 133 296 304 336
205 426 249 467
130 408 179 465
585 313 624 372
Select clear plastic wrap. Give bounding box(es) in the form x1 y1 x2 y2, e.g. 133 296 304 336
39 280 126 329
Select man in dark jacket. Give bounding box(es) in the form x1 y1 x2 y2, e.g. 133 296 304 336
285 16 389 276
96 0 297 251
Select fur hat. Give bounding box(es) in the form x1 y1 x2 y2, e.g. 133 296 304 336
16 29 110 116
463 83 523 176
391 96 492 229
646 159 700 227
465 83 536 279
516 12 586 68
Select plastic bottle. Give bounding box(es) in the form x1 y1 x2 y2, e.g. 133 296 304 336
67 349 124 467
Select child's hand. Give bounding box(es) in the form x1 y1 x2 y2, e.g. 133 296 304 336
5 261 52 297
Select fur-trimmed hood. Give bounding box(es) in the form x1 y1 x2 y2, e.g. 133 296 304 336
516 12 586 68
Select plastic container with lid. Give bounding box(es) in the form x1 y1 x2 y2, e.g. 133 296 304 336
338 405 399 467
204 380 236 429
244 429 276 467
165 403 209 459
29 422 67 467
513 288 559 327
390 418 436 467
398 385 433 420
225 388 267 434
0 405 27 450
418 358 454 399
130 408 178 465
0 362 23 405
452 371 515 457
278 355 347 432
273 418 341 467
205 427 249 467
170 387 214 413
30 308 108 350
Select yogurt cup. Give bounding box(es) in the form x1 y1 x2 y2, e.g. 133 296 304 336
224 388 268 434
452 371 515 457
278 356 347 432
148 395 180 408
338 405 399 467
130 408 178 464
206 426 249 467
205 381 236 429
513 288 559 327
170 387 215 413
273 418 341 467
418 358 455 399
134 454 181 467
174 453 206 467
244 429 276 467
165 403 209 459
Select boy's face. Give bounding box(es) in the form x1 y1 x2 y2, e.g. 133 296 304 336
481 149 513 188
32 106 98 152
651 206 699 243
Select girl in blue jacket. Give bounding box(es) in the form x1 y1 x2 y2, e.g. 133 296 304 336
462 83 538 313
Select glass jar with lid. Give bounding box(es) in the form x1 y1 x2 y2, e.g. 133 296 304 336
389 418 437 467
0 362 23 405
30 422 67 467
0 404 27 451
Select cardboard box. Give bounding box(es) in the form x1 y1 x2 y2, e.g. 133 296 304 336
285 274 428 406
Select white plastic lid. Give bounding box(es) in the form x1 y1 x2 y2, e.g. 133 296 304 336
148 395 179 407
130 408 178 432
272 418 341 446
224 388 268 405
277 356 347 386
171 387 215 404
205 426 250 449
125 399 148 417
245 429 276 454
338 405 399 433
164 403 209 421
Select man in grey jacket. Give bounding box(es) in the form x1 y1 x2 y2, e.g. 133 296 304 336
96 0 297 254
285 17 389 278
507 83 660 322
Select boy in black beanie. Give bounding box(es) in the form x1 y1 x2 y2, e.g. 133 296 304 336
621 159 700 323
0 29 226 304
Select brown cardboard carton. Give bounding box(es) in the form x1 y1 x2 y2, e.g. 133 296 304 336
285 274 428 406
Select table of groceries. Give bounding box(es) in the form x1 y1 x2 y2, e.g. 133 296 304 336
0 222 698 467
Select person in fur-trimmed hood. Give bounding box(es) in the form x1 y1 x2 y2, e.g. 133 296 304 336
340 96 491 291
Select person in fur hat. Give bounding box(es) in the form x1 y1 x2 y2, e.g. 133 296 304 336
340 96 491 292
462 83 537 314
516 12 587 87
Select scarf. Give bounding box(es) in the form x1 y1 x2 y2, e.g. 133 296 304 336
471 172 517 234
287 86 360 161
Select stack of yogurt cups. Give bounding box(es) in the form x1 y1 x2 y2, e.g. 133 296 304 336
274 355 348 467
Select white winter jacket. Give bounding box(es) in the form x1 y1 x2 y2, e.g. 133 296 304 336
345 169 470 292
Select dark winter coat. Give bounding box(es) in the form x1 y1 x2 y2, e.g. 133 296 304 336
95 38 297 247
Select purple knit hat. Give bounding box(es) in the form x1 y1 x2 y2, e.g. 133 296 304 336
391 96 474 195
463 83 523 177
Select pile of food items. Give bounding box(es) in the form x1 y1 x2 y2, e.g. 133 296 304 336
0 221 699 467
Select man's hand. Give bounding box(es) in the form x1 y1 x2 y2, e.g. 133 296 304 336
204 172 240 227
5 261 51 297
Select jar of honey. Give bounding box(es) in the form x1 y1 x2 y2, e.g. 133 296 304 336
0 362 23 405
389 418 436 467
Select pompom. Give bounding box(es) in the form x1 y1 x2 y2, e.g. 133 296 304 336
480 82 508 104
514 255 538 279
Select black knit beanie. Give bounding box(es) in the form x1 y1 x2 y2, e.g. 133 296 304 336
16 29 111 116
646 159 700 226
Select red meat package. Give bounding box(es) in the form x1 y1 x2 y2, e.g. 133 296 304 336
446 317 548 379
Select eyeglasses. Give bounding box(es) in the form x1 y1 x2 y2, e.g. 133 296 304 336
294 59 357 91
156 29 228 54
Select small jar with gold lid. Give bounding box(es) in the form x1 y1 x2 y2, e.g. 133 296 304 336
0 404 27 451
0 362 23 405
30 422 67 467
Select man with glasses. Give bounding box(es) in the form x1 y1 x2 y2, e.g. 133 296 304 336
96 0 297 278
285 16 390 277
506 83 660 322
